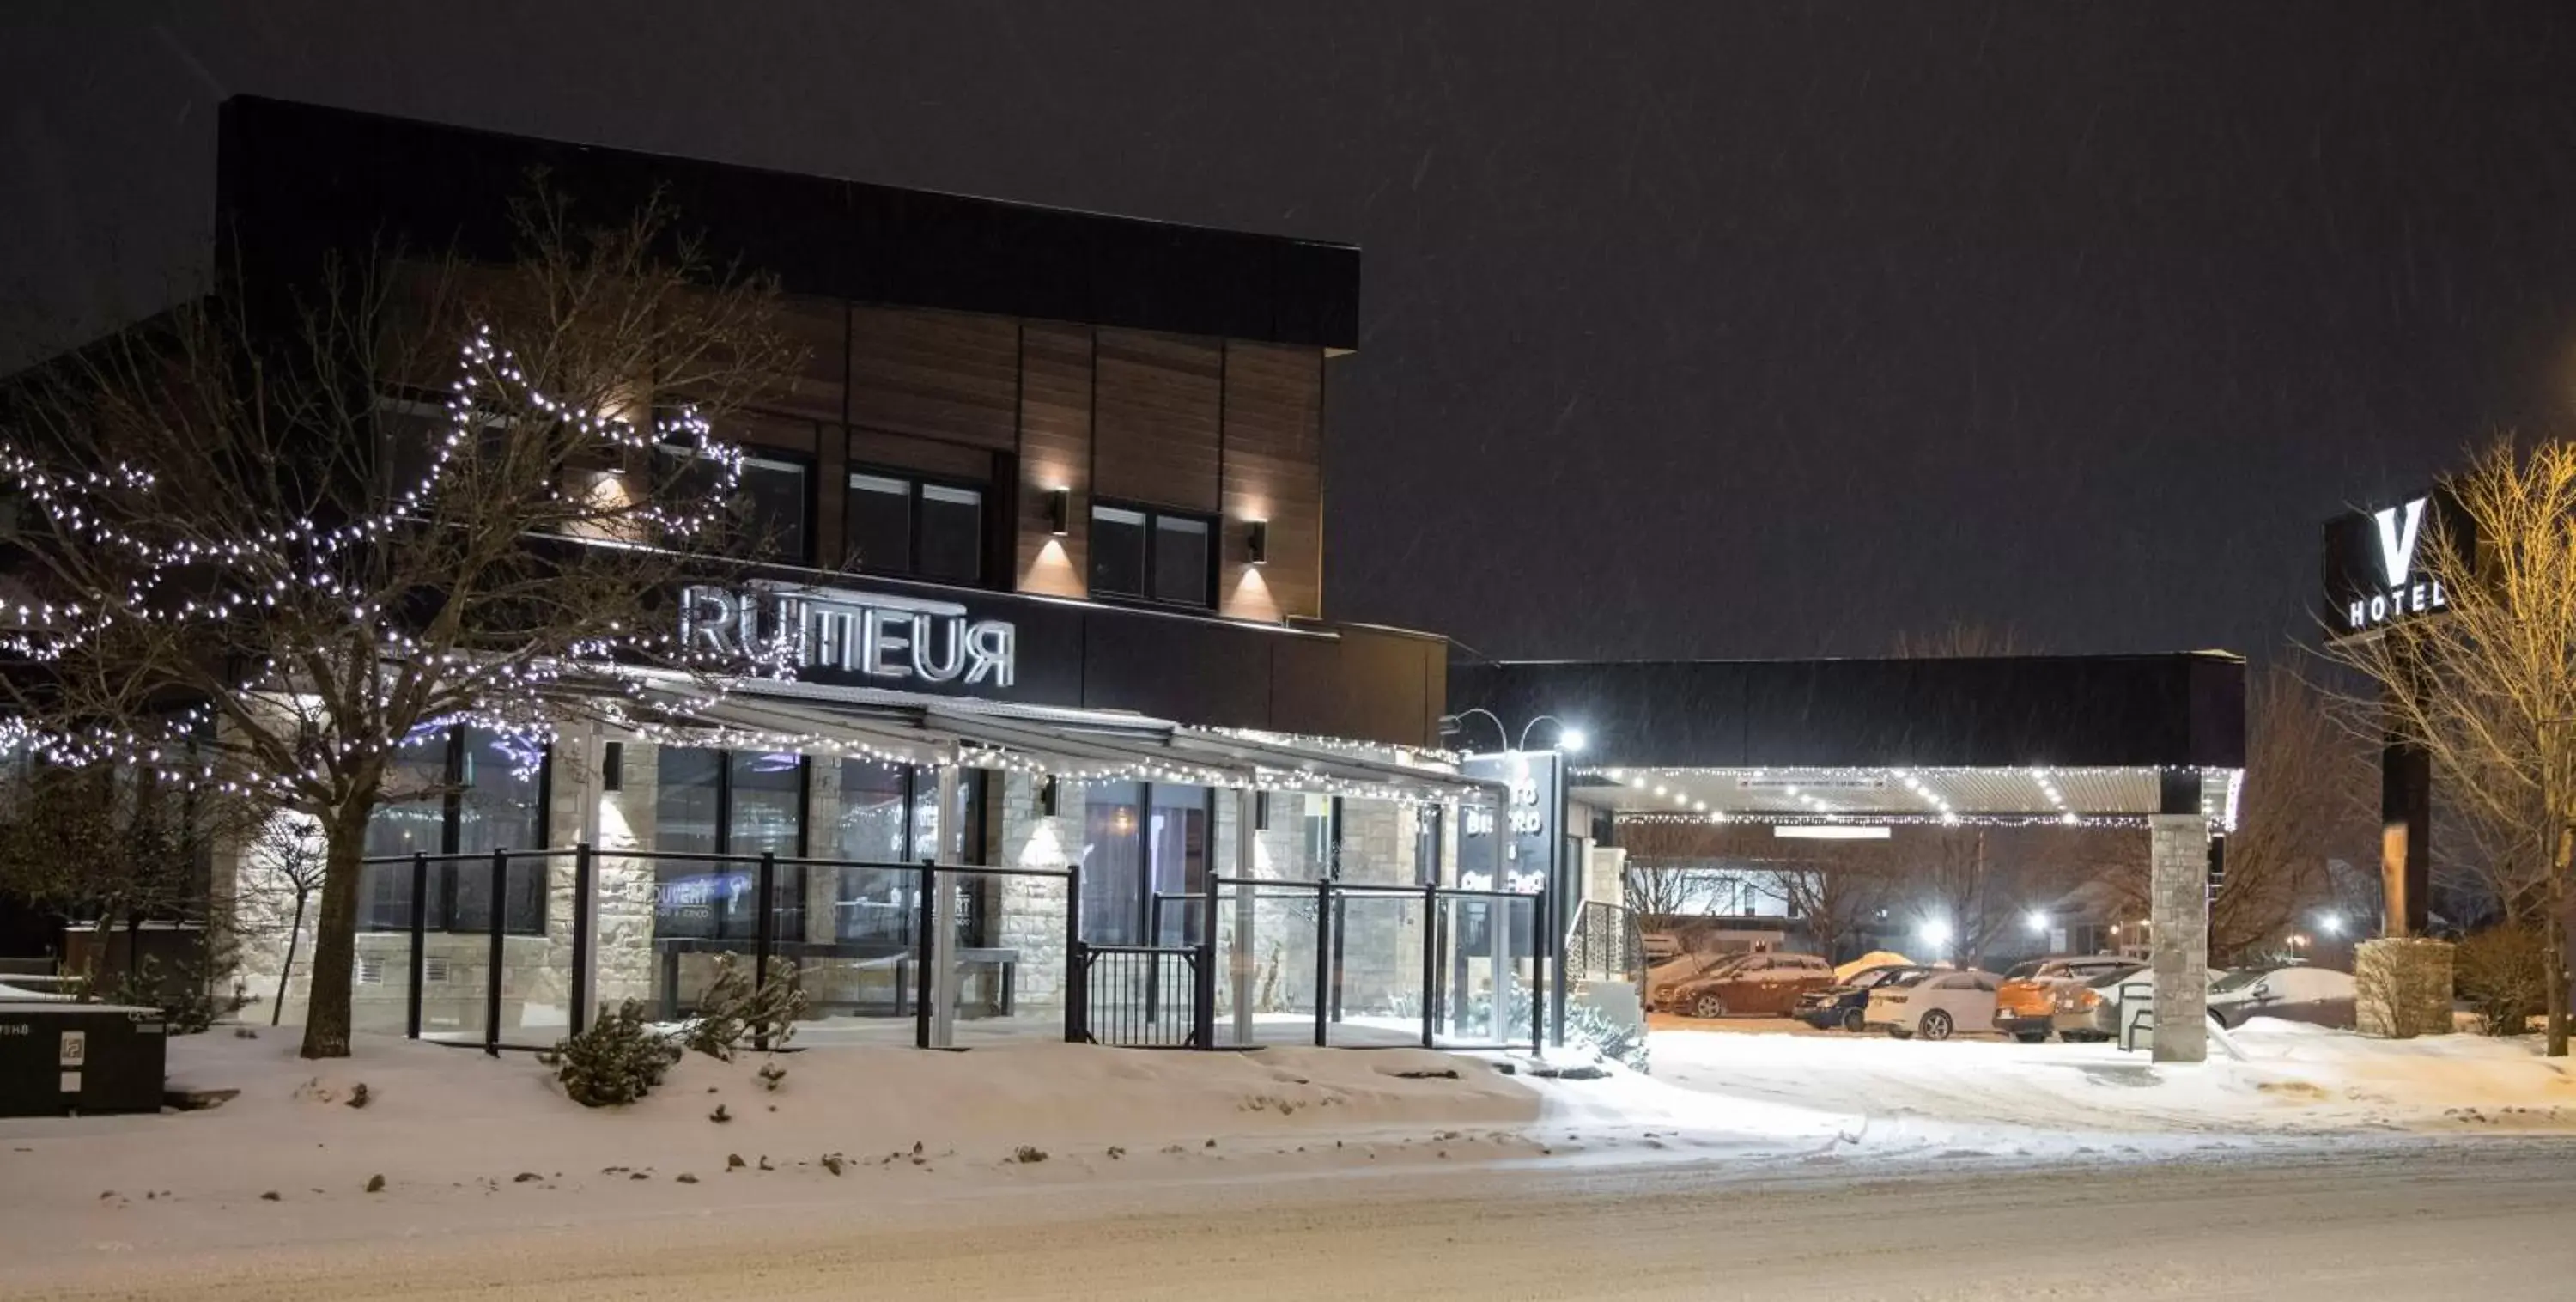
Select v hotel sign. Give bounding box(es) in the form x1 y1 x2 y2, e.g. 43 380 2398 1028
2322 490 2461 637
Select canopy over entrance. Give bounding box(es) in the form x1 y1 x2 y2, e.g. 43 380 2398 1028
597 673 1499 807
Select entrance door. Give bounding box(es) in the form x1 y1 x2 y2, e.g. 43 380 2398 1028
1079 782 1212 945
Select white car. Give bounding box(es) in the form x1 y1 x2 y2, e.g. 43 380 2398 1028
1865 969 2000 1041
2208 964 2356 1030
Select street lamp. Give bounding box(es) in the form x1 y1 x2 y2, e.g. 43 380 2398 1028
1439 709 1589 754
2318 914 2343 937
1918 917 1953 962
2026 910 2050 935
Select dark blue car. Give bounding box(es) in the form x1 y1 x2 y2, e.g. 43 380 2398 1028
1791 964 1932 1031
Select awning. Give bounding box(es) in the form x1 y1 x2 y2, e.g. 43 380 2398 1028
593 674 1498 806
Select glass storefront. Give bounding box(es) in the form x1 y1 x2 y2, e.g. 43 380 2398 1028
359 725 546 934
1080 781 1211 945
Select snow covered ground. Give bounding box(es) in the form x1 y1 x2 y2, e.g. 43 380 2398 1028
1635 1017 2576 1158
6 1016 2576 1293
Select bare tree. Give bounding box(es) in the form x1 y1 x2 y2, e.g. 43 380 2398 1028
1758 843 1893 961
1621 860 1727 920
0 189 793 1058
2324 438 2576 1056
2095 666 2370 963
240 816 328 1026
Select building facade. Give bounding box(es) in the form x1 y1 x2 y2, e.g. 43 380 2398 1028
204 98 1507 1047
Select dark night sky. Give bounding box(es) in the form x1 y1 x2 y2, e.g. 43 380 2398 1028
8 3 2576 665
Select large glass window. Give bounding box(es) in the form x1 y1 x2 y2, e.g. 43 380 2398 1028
650 747 807 941
831 760 912 944
1089 502 1214 608
359 727 547 934
843 470 985 584
1080 781 1209 946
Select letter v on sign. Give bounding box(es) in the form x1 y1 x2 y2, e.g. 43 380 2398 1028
2373 497 2426 588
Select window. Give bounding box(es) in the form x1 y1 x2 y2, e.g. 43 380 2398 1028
359 727 548 934
659 443 811 563
650 747 807 941
1089 502 1214 608
1079 781 1210 946
843 470 986 584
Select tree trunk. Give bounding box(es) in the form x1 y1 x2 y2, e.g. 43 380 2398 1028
270 887 308 1027
297 804 374 1059
2545 830 2566 1056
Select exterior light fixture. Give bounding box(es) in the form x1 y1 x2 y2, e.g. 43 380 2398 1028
2026 910 2049 934
2318 914 2342 936
1047 487 1071 536
601 740 623 793
1559 727 1587 753
1246 520 1269 565
1038 776 1061 816
1918 918 1954 952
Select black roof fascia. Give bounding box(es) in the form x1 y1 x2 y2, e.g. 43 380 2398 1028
213 96 1358 350
1448 653 2245 771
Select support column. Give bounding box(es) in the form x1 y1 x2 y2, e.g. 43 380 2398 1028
2381 731 2433 938
2148 812 2211 1064
1232 788 1257 1044
927 758 961 1049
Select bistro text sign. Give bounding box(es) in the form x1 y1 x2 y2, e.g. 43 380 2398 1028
679 582 1017 689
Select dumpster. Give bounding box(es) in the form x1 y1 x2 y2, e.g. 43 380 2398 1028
0 1002 167 1116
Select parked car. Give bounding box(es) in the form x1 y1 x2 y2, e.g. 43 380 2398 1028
1793 964 1934 1031
1666 952 1836 1019
2049 964 2154 1042
2208 964 2355 1030
1866 968 2001 1041
1647 952 1751 1011
2051 966 2239 1043
1993 955 2141 1043
1641 933 1681 963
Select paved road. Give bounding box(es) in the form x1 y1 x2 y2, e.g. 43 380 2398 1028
15 1141 2575 1299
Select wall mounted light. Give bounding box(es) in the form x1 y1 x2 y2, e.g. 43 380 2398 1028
1038 776 1060 816
1255 791 1272 830
1047 487 1071 537
1246 520 1269 565
602 740 623 793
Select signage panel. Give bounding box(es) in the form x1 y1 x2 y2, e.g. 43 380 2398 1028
2321 489 2468 637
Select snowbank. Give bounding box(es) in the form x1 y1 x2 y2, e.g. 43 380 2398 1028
0 1030 1564 1265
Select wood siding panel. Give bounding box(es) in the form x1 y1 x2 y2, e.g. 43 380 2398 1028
1220 341 1323 621
745 295 848 423
847 305 1018 450
1092 328 1221 513
1016 320 1091 598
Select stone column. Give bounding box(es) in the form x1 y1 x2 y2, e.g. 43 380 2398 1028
592 739 659 1009
2147 813 2210 1063
993 771 1078 1011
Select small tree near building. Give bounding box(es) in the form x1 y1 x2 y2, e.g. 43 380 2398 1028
0 191 794 1058
2324 437 2576 1057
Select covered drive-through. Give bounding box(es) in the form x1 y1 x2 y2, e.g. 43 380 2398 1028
1449 652 2245 1062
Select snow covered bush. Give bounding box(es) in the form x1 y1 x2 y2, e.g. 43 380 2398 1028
2457 925 2548 1037
1564 1001 1649 1074
2356 937 2455 1039
547 1000 682 1107
683 956 808 1059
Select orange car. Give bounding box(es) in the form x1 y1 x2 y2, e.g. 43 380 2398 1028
1993 955 2138 1042
1662 952 1835 1019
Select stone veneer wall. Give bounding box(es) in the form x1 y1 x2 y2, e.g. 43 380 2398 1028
994 770 1079 1013
2147 813 2210 1063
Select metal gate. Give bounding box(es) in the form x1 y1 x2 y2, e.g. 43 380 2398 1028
1069 943 1212 1048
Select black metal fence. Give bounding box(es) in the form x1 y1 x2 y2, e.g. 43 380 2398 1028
351 845 1073 1055
337 848 1545 1057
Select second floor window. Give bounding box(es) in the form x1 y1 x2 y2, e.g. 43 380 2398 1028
659 443 811 564
1091 503 1214 607
845 471 985 584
